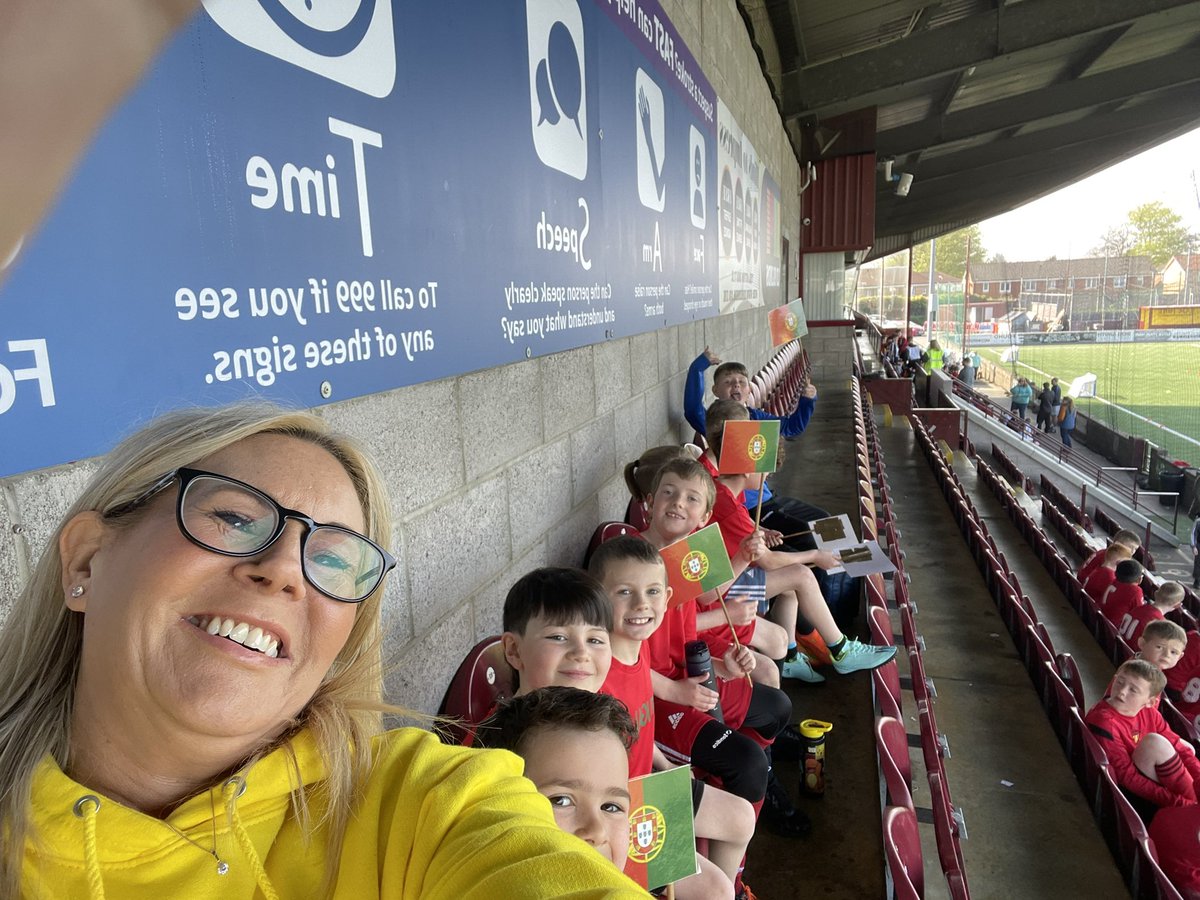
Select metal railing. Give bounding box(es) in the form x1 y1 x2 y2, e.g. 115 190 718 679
950 380 1181 534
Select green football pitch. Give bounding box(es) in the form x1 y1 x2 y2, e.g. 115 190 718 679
975 341 1200 463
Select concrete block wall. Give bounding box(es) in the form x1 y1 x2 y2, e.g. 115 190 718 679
805 324 858 385
0 0 804 715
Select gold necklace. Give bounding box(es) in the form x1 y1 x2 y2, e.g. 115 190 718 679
163 790 229 876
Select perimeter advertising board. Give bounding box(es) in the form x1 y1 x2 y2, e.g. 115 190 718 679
0 0 719 476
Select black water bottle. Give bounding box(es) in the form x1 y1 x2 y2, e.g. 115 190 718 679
685 640 724 724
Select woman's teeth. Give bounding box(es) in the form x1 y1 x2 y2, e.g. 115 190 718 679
188 616 280 658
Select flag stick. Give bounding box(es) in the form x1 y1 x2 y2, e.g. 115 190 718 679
753 478 766 529
778 528 812 540
665 884 675 900
715 593 755 686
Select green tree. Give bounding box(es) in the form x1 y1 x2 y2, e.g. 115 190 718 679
1127 201 1189 268
910 224 987 280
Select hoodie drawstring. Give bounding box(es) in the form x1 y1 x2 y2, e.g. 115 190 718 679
71 777 279 900
223 776 280 900
72 795 106 900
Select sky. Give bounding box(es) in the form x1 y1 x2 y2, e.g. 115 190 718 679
977 125 1200 263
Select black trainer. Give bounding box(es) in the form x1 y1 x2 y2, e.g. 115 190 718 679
760 768 811 838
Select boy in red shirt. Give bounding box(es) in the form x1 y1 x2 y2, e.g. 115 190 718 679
639 457 809 839
1101 559 1145 626
1167 629 1200 735
1085 659 1200 808
1118 581 1185 645
1079 529 1141 583
1083 545 1133 605
1103 619 1187 710
590 535 755 900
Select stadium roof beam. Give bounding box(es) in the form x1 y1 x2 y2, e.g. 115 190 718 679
875 49 1200 159
781 0 1200 118
910 85 1200 182
877 119 1200 240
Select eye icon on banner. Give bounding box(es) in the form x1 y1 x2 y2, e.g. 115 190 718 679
527 0 588 180
201 0 396 97
635 69 666 212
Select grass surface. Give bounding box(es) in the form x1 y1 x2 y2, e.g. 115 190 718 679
976 342 1200 462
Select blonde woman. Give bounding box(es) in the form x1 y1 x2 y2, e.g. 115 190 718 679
1 404 642 898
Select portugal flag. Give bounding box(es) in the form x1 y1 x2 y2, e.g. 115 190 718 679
718 418 780 474
623 765 698 890
659 523 736 608
768 305 798 346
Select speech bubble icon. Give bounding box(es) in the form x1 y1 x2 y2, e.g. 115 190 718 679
535 59 560 126
547 21 582 137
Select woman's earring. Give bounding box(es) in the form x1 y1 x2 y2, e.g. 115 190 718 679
70 586 84 598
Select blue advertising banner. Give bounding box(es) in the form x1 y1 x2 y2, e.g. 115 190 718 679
0 0 717 477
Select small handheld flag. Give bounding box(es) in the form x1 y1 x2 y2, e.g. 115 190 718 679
659 524 736 608
623 766 698 890
718 418 781 475
768 306 798 346
767 298 808 345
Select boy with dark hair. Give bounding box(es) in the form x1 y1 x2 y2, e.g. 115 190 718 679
589 535 756 900
1100 559 1145 626
1085 659 1200 808
501 567 613 696
484 686 637 871
1118 582 1185 645
1079 530 1141 583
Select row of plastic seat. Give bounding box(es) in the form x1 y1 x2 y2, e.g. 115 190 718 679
972 457 1188 899
854 380 970 900
749 339 807 414
1039 472 1094 533
990 443 1035 495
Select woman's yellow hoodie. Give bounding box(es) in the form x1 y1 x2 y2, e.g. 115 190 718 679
23 727 646 898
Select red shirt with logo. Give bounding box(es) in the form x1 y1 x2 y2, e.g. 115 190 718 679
602 652 655 778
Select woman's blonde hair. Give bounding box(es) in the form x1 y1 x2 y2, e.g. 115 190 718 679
0 403 394 893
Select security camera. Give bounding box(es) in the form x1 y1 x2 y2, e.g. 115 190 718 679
895 173 913 197
882 158 894 182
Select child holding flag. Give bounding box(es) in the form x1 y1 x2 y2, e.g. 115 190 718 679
704 399 897 683
638 456 810 838
590 535 757 899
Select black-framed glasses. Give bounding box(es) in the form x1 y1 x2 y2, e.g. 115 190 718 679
108 467 396 603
